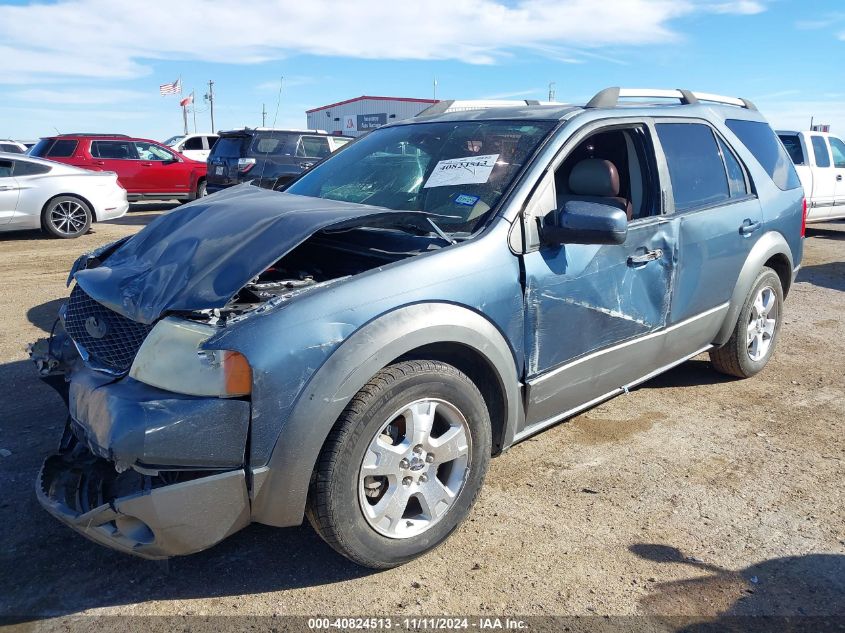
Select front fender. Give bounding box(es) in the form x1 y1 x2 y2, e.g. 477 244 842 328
713 230 794 346
250 302 521 528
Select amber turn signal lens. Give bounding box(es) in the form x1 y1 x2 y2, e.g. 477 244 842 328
223 351 252 395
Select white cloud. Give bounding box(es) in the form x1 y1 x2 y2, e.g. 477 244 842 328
0 0 769 84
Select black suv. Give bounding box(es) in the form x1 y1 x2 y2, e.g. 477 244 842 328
206 128 351 193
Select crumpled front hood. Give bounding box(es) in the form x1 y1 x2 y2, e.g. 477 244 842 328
73 184 431 324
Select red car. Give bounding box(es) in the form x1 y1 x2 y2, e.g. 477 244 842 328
30 134 208 202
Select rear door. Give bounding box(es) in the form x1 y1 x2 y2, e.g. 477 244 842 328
0 159 18 225
90 140 143 192
827 135 845 218
807 134 836 220
296 135 331 171
656 121 761 331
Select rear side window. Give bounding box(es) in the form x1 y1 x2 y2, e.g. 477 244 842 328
656 123 730 212
47 139 78 157
828 137 845 168
91 140 137 159
210 136 246 158
725 119 801 190
183 136 204 151
778 134 805 165
0 159 12 177
13 160 51 176
251 133 296 156
811 136 831 168
296 136 330 158
32 139 78 158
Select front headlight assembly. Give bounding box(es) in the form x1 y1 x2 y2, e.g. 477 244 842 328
129 318 251 397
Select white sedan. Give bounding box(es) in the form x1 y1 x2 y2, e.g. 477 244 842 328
0 152 128 238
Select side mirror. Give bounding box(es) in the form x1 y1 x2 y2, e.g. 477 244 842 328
541 200 628 246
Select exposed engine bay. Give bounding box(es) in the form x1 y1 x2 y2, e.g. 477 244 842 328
187 227 441 324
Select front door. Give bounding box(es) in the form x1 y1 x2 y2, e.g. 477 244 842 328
134 142 189 195
808 134 836 220
827 135 845 217
520 122 677 433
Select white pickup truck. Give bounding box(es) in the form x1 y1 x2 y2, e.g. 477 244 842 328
777 130 845 223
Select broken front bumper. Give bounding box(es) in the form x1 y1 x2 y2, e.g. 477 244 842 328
37 432 251 559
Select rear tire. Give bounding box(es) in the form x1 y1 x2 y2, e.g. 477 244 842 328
195 180 207 199
710 266 784 378
41 196 92 239
306 360 491 569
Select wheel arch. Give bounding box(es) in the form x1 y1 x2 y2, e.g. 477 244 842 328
713 230 794 347
41 192 97 224
250 302 522 528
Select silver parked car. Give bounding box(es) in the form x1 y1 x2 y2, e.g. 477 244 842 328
0 152 128 238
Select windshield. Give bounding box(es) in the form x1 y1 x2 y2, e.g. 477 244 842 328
285 120 555 233
163 136 184 146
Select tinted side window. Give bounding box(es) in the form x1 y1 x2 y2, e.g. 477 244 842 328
91 141 137 159
251 134 296 156
184 137 204 151
656 123 729 212
13 160 51 176
29 139 53 157
0 159 12 177
828 137 845 169
297 136 330 158
811 136 831 168
47 140 78 157
725 119 801 190
778 134 805 165
717 138 748 198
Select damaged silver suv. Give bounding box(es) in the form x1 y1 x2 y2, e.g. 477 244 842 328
32 88 805 568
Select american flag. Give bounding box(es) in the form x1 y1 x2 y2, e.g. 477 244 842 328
159 78 181 96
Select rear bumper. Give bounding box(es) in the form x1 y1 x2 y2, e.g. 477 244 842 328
37 433 250 559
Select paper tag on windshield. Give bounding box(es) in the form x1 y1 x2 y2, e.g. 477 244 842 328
423 154 499 188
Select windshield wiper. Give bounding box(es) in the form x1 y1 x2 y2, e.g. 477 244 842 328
426 217 457 246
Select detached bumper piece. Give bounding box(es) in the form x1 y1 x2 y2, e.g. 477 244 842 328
37 435 250 559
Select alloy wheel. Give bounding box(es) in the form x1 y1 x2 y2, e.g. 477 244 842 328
49 200 88 236
746 285 778 362
358 398 472 539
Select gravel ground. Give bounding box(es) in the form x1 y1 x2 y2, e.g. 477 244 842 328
0 207 842 628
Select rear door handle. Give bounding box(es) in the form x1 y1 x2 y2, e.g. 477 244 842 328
299 162 314 169
0 185 18 191
93 160 106 166
837 174 843 182
140 162 154 166
627 249 663 266
739 219 762 235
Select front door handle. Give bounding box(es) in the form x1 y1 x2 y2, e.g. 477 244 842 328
627 249 663 266
140 162 154 167
299 162 314 169
739 219 762 235
93 160 106 166
837 174 843 182
0 185 18 191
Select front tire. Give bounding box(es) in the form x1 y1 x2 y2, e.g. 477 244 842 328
306 360 491 569
710 266 784 378
41 196 92 239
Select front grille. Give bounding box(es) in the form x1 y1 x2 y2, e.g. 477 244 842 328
64 284 153 374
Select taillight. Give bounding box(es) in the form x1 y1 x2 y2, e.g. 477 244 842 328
801 197 807 238
237 157 256 173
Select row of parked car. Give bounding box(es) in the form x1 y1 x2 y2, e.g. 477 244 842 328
0 128 352 238
2 116 842 240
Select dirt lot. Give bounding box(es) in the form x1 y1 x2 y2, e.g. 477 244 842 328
0 208 842 628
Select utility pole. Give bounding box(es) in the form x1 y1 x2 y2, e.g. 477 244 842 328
192 91 197 133
205 80 215 132
548 82 556 102
433 77 437 101
262 103 267 127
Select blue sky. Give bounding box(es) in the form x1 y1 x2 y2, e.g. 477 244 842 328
0 0 843 141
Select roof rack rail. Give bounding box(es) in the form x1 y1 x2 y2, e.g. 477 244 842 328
58 132 131 137
418 99 558 116
585 87 756 111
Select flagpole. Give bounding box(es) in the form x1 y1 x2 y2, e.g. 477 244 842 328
192 91 197 133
